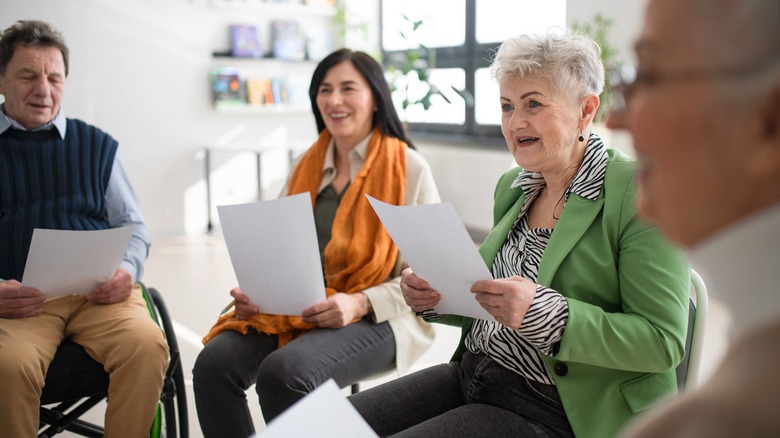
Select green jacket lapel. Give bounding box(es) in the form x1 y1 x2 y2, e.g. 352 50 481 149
537 194 604 286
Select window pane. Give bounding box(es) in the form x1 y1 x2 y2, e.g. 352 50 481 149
390 68 466 124
382 0 466 51
476 0 566 44
475 67 500 126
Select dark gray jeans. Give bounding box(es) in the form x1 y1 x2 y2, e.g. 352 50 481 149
349 351 575 437
193 319 395 438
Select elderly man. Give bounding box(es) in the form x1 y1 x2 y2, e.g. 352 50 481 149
0 20 168 436
608 0 780 436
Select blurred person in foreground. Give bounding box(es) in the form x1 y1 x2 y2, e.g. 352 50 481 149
0 20 167 437
348 31 690 438
192 48 440 437
609 0 780 436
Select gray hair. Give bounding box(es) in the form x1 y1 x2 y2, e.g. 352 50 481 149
689 0 780 101
690 0 780 67
0 20 69 76
489 31 605 101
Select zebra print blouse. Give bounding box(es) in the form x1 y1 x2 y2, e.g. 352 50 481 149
465 134 609 385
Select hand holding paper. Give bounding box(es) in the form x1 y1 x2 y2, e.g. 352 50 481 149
217 193 327 315
22 226 135 298
366 195 495 321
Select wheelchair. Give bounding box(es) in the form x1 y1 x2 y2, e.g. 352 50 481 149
38 284 188 438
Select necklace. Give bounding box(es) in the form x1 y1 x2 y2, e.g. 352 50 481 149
552 190 568 221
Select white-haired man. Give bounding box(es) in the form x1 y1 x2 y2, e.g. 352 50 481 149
608 0 780 436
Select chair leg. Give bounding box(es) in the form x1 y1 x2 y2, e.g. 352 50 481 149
39 395 106 438
148 287 189 438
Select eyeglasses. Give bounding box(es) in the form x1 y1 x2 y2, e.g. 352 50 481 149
607 62 771 114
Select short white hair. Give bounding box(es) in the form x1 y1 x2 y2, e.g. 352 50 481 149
489 31 605 101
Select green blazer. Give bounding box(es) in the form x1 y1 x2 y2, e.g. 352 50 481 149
435 149 690 438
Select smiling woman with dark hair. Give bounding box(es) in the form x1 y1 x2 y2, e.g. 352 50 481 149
192 48 440 438
348 32 691 438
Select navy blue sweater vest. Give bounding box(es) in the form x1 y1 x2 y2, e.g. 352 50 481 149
0 119 118 281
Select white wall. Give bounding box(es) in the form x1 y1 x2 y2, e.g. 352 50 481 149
2 0 324 238
1 0 645 238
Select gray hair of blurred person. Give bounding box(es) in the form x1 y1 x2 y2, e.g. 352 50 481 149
690 0 780 103
490 31 605 103
0 20 69 76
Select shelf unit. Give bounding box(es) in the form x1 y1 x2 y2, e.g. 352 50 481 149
208 0 336 113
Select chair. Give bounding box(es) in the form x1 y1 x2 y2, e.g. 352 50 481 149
38 284 188 438
675 269 709 391
350 368 399 394
352 270 709 395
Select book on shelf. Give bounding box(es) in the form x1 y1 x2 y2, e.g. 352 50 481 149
229 23 263 58
210 70 310 110
246 77 274 105
305 25 333 61
271 20 306 61
270 78 289 104
209 67 246 106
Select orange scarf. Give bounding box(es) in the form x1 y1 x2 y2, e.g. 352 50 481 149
203 129 407 347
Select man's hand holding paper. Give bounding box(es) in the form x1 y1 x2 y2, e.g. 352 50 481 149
21 226 135 300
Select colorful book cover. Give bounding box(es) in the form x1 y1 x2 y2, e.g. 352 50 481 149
246 77 274 105
230 23 263 58
209 67 245 106
271 20 306 61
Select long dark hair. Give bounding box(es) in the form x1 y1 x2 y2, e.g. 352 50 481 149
308 48 415 149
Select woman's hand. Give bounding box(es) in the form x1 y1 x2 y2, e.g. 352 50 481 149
230 287 259 320
471 276 536 329
401 267 440 313
301 293 365 328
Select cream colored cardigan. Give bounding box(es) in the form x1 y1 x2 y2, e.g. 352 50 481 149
284 137 440 372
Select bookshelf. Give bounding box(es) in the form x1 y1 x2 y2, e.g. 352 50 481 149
208 0 338 113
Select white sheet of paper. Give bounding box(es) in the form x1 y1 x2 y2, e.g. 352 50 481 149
217 193 326 315
367 195 495 321
22 226 135 298
256 379 378 438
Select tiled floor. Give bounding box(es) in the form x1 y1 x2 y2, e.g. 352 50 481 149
57 233 731 438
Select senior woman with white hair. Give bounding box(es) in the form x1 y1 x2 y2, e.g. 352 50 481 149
348 32 690 438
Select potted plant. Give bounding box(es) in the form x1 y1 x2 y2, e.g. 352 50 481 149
572 14 619 122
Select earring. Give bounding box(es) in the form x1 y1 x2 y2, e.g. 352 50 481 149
578 130 585 142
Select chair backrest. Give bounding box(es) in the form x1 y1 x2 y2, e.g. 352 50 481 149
675 269 709 391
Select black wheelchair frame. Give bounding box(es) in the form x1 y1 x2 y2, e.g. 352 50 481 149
38 286 188 438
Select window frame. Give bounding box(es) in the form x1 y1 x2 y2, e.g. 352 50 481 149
380 0 506 149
